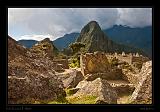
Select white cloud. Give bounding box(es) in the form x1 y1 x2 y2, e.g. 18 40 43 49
8 8 152 41
19 34 54 41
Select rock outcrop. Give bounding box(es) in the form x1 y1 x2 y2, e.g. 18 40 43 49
8 36 66 104
8 74 66 104
74 78 118 104
130 61 152 104
57 69 84 89
30 38 58 59
8 36 28 62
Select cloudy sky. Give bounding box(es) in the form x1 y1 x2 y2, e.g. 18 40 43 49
8 8 152 41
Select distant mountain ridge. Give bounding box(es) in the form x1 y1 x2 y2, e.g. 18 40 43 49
75 21 145 55
53 33 79 50
104 25 152 57
17 24 152 57
18 40 38 48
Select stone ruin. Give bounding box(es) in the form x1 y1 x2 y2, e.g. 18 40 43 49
107 52 149 65
77 51 152 104
78 51 136 101
53 59 69 69
8 36 152 104
80 51 111 76
80 51 130 81
8 37 68 104
136 52 139 57
122 51 126 56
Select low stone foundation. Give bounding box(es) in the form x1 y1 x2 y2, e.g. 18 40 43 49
53 59 69 69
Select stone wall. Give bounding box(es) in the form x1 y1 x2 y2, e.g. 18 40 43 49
106 53 149 65
132 56 149 64
116 55 133 64
53 59 69 69
80 51 110 76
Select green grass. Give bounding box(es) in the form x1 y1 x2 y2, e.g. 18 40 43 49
65 88 79 96
45 94 97 104
48 101 70 104
66 95 97 104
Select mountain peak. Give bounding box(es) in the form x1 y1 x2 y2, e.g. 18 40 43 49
76 20 111 52
40 38 51 43
85 21 101 30
76 20 146 54
88 21 98 25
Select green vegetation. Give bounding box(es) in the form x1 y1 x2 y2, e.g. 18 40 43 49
65 88 79 96
62 48 72 56
37 89 98 104
46 95 97 104
32 96 69 104
69 56 80 68
133 62 143 70
66 95 97 104
48 96 70 104
109 57 119 67
69 42 85 54
56 52 67 59
124 64 133 71
68 42 85 68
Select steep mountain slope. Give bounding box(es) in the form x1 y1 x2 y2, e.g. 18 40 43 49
76 21 145 55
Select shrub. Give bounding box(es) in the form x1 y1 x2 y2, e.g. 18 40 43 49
69 57 80 68
65 88 79 96
69 42 85 54
57 52 67 59
109 57 119 67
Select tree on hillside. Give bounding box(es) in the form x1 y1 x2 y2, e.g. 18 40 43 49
68 42 85 68
69 42 85 54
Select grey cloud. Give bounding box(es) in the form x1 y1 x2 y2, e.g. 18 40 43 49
8 8 152 40
116 8 152 27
